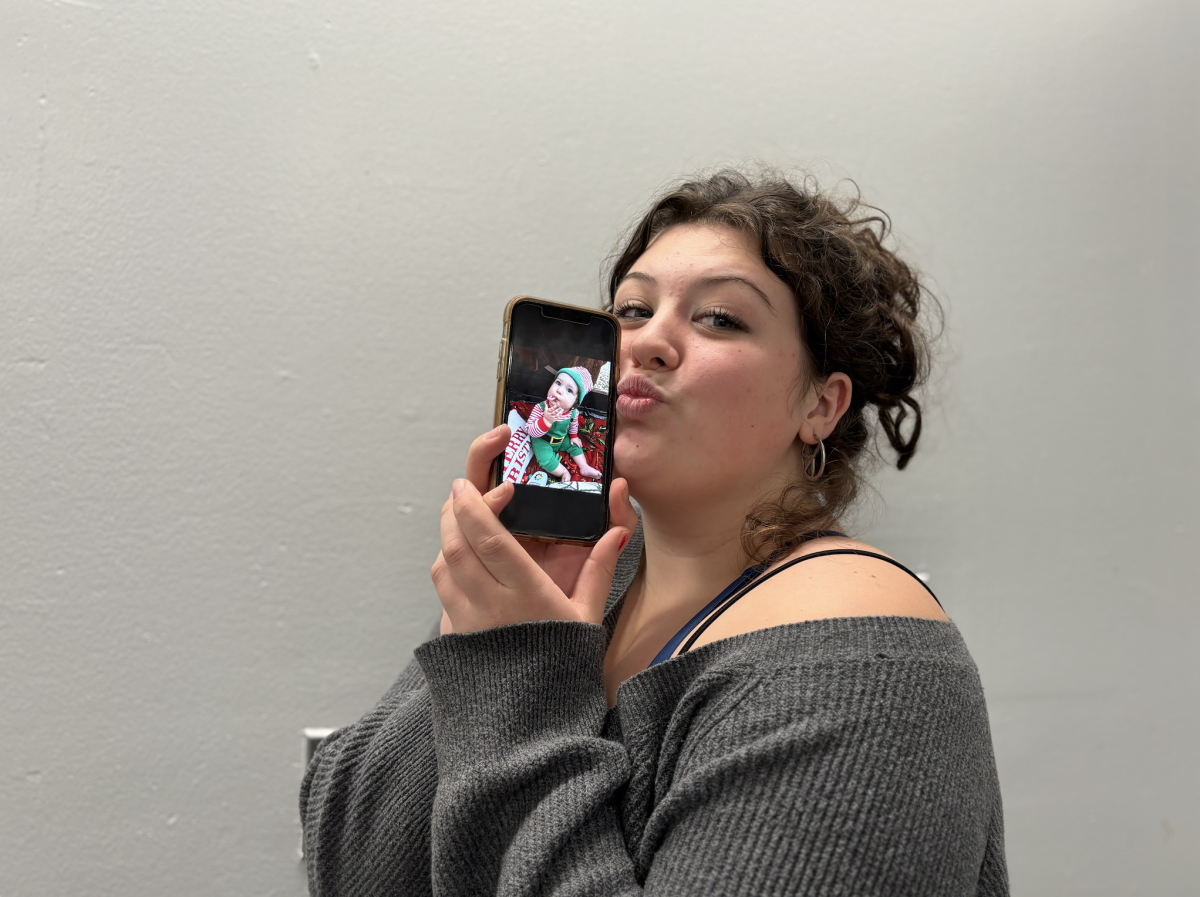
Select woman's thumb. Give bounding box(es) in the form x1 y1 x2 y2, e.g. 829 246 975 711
572 525 633 624
607 478 639 532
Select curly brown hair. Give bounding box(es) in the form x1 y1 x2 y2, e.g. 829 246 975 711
606 168 938 563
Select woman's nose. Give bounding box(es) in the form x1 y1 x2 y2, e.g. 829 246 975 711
628 314 681 371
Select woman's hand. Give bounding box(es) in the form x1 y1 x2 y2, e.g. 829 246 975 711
433 425 637 635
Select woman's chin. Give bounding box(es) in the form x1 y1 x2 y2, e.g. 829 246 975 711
612 441 675 496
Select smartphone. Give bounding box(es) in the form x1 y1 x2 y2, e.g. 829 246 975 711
492 297 621 544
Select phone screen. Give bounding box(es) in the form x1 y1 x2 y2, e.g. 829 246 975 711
495 299 619 542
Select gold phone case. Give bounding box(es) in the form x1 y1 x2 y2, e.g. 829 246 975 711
493 296 621 546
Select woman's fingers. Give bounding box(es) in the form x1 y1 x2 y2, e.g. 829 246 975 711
430 549 471 610
439 485 501 596
437 438 632 632
465 424 511 493
536 542 591 596
481 480 514 516
451 479 543 589
572 524 633 624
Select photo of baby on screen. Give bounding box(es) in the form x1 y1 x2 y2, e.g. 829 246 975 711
501 348 610 493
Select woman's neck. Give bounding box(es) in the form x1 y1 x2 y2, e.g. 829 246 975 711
633 494 751 616
604 490 779 705
624 445 808 615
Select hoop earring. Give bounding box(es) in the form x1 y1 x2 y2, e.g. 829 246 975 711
805 438 827 480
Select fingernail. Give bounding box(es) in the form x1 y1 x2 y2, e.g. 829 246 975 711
452 479 465 497
618 532 630 552
490 424 507 436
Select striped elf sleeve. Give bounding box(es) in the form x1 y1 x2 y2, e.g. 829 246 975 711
525 403 551 437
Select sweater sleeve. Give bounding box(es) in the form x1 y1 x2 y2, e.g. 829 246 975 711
300 647 439 897
416 622 634 895
414 620 1008 897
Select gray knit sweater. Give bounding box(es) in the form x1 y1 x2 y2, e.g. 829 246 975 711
301 527 1008 895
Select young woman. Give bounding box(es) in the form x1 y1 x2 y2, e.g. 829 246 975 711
301 170 1008 896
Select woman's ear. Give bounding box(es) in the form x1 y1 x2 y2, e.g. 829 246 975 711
800 373 852 443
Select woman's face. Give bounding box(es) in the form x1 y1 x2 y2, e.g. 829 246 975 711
547 372 579 412
612 224 811 507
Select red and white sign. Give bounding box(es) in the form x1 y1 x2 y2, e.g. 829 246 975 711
502 410 533 483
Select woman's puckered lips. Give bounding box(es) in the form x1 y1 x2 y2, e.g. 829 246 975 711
616 375 667 403
615 375 667 421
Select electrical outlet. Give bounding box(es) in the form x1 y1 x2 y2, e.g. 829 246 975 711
303 727 335 770
299 727 335 861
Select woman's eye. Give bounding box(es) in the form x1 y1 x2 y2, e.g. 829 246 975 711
697 309 746 331
613 302 652 320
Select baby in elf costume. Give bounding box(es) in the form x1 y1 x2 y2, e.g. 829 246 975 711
525 366 603 484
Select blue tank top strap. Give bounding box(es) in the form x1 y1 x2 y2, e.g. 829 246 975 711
646 531 846 668
647 565 762 667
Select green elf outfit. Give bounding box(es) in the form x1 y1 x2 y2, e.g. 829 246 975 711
527 366 593 473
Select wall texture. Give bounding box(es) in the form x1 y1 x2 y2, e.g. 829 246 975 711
2 1 1196 894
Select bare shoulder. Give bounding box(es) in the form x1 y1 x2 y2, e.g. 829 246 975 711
685 536 948 652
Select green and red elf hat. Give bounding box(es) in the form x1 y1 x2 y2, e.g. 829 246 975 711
558 366 593 407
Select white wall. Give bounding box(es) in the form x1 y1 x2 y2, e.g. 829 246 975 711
2 1 1196 893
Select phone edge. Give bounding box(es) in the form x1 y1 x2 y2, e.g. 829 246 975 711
493 296 621 547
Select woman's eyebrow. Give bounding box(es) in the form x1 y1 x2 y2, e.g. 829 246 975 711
696 275 776 314
619 271 656 287
619 271 776 314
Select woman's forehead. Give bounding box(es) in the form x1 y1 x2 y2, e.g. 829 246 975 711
640 223 761 270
